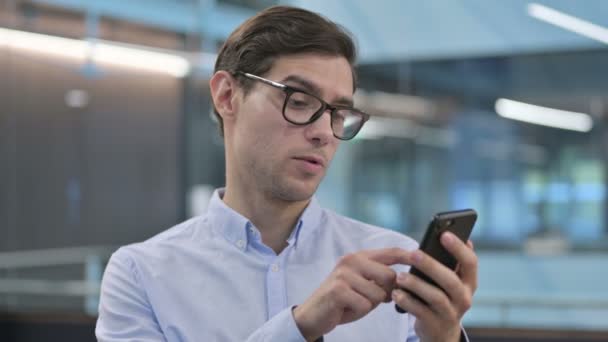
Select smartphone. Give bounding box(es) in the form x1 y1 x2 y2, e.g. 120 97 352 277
395 209 477 313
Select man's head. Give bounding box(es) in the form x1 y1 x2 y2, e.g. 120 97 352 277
210 6 362 202
212 6 357 135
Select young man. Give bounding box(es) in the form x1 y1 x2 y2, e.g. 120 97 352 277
96 6 478 342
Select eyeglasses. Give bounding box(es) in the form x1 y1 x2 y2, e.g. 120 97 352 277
235 71 370 140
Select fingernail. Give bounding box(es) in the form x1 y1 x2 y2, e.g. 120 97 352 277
442 232 454 245
397 272 407 282
412 251 423 264
392 289 402 301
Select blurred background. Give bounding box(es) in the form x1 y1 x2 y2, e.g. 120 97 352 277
1 0 607 341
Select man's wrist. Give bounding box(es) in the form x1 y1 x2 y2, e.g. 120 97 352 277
421 326 463 342
448 327 464 342
291 305 323 342
446 324 466 342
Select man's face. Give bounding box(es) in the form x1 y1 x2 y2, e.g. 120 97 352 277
230 53 354 202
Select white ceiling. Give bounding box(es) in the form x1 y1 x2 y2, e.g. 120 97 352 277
23 0 608 63
286 0 608 63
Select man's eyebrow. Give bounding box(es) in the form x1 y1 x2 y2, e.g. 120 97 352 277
279 74 354 107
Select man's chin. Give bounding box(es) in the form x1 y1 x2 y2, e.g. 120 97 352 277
271 179 320 203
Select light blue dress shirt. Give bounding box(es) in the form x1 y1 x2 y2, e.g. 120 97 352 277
96 189 452 341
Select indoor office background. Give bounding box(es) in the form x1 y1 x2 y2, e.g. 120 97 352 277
1 0 607 341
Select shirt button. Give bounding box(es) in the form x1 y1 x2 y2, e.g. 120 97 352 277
236 240 245 248
270 264 279 272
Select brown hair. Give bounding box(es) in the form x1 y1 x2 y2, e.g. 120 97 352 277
212 5 357 136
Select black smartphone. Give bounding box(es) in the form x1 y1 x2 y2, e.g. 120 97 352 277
395 209 477 313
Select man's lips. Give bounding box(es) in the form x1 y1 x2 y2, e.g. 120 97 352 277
292 155 326 168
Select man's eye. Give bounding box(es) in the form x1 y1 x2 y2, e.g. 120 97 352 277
288 99 310 108
287 97 317 110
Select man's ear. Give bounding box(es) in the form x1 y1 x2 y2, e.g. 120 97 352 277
209 70 239 122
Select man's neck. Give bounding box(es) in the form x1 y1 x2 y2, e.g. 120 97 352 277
222 184 309 255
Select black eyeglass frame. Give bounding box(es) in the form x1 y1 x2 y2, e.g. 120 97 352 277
235 71 370 140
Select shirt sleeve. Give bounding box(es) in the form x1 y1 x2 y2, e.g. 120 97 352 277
96 252 306 342
244 306 307 342
95 251 167 342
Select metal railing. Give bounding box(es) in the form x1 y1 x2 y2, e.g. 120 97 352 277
471 294 608 329
0 246 117 315
1 246 608 330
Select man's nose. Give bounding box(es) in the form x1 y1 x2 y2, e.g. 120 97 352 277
304 109 333 145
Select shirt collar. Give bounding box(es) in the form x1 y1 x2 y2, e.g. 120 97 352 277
207 189 250 251
288 195 323 247
206 188 324 250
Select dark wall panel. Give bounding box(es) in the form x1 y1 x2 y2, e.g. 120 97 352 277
0 40 16 251
1 48 180 252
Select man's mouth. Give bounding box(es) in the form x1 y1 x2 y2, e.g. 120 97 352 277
293 155 325 167
292 154 327 174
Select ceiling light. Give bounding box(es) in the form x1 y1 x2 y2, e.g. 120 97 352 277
495 98 593 132
528 3 608 45
0 27 191 77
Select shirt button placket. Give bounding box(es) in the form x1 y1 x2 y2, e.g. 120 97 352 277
266 259 286 318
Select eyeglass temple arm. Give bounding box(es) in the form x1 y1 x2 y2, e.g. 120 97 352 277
237 72 286 90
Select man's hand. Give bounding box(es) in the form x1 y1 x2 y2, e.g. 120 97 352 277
392 232 478 342
293 248 413 341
